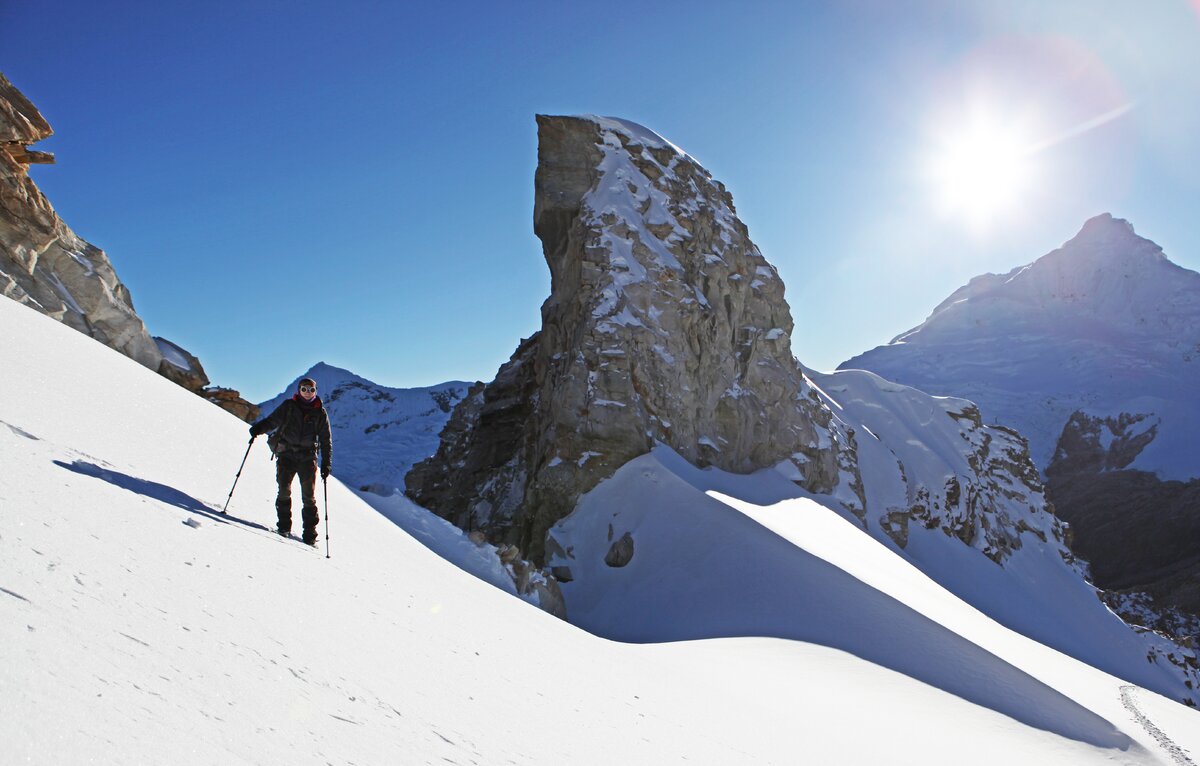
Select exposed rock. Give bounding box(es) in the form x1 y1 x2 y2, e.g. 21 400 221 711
202 387 260 423
815 372 1063 566
1 74 163 370
155 336 210 392
1044 410 1200 632
604 532 635 568
1048 411 1160 477
407 115 852 563
1103 588 1200 645
0 73 248 421
0 73 52 144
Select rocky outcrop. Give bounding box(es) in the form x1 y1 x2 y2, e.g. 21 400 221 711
807 370 1066 566
408 115 852 563
879 408 1057 564
1044 410 1200 639
1048 411 1160 476
203 388 260 423
2 74 162 369
0 73 254 422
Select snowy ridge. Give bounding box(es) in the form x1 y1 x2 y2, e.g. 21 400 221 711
808 366 1064 563
6 286 1200 764
257 363 469 495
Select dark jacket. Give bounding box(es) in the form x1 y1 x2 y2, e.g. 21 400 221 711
252 395 332 470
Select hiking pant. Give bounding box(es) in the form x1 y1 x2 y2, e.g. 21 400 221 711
276 452 318 535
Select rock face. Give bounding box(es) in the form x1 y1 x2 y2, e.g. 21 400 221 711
1046 411 1200 627
408 115 852 563
805 370 1066 566
0 73 257 422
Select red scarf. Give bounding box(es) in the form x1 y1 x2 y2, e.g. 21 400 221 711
293 393 323 410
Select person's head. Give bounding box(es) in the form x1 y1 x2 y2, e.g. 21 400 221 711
298 377 317 401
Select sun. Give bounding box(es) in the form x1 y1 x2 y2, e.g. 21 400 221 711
926 113 1036 230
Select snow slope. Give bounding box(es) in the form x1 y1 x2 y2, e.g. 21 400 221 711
3 295 1200 764
257 363 469 494
840 214 1200 480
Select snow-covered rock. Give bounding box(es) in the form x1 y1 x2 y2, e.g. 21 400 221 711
407 115 853 563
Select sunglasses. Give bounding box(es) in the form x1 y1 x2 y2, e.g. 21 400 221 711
299 386 317 393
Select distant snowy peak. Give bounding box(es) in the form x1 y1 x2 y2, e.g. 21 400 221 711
897 213 1199 345
257 363 469 494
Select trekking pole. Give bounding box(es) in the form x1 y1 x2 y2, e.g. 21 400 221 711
221 437 255 515
323 476 331 559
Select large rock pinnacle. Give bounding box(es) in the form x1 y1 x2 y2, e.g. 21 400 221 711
407 115 849 563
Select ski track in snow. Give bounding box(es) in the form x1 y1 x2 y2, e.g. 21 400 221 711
1120 686 1196 766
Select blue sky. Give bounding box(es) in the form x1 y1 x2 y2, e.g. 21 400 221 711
4 1 1199 402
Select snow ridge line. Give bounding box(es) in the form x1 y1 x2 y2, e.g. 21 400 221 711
1119 685 1195 765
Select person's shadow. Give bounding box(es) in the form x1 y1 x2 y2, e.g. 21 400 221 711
54 459 272 534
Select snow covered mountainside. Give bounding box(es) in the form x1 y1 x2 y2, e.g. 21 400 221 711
841 213 1200 481
840 214 1200 633
6 252 1200 765
398 115 1200 709
257 363 469 495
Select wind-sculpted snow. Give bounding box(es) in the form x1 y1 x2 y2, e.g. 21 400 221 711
11 278 1200 763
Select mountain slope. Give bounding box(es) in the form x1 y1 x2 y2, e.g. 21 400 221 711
6 251 1200 763
840 214 1200 631
841 213 1200 480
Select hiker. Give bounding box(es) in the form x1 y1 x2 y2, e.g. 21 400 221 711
249 377 332 545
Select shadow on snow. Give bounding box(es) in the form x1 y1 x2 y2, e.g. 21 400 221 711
53 459 273 535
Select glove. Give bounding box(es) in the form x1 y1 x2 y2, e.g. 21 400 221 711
321 465 331 480
248 425 258 439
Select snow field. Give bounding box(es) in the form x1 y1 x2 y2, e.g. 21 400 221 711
1 295 1197 764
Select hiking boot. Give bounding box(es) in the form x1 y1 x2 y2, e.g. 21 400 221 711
276 525 291 538
302 530 318 547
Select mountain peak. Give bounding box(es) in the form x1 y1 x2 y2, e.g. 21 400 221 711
1078 212 1131 237
1057 213 1164 267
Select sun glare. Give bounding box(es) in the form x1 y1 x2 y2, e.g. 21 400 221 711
927 117 1035 229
